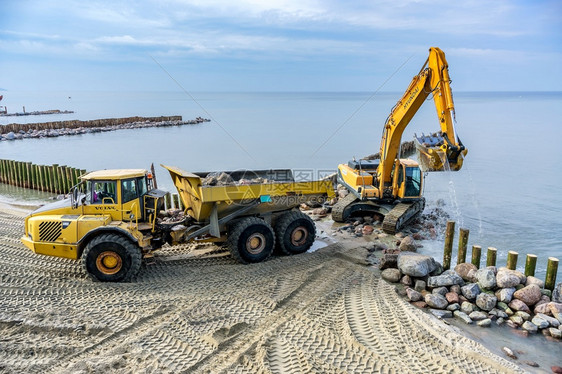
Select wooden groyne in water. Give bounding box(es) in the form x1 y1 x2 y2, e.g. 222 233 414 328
0 158 187 207
0 159 86 194
0 115 210 140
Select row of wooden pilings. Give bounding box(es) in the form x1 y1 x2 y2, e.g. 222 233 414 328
443 221 559 290
0 159 86 194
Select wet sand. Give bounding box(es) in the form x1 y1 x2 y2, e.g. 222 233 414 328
0 206 542 373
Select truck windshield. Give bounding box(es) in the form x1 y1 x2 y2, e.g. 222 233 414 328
405 167 421 197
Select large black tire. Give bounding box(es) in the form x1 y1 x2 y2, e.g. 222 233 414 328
275 211 316 255
227 217 275 264
82 233 142 282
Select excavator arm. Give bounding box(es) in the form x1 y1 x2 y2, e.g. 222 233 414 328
378 47 467 192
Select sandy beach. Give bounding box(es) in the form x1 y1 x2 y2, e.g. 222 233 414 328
0 205 534 374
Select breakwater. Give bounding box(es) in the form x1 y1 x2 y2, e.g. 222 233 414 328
0 116 210 141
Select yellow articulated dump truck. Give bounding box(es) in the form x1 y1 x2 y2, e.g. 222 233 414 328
21 165 335 282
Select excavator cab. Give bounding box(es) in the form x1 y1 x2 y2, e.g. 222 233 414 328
392 160 423 199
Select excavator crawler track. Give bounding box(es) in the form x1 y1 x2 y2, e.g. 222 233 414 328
382 199 425 234
331 193 359 222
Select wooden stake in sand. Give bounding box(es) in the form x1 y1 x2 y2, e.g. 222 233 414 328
443 221 455 270
471 245 481 269
545 257 559 291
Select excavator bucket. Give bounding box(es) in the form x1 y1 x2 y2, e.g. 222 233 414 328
414 133 467 172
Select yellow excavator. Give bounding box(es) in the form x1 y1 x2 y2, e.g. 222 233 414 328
332 47 467 233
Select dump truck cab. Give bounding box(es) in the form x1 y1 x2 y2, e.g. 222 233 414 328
21 169 167 280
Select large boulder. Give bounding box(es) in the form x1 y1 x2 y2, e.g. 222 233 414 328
553 283 562 303
461 283 481 301
525 276 544 288
476 293 498 311
476 268 496 290
399 236 416 252
454 263 477 282
397 252 437 277
509 299 531 313
425 293 448 309
497 268 526 286
427 270 464 288
549 302 562 316
513 284 542 306
496 269 523 288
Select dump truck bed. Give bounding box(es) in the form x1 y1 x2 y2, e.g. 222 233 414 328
163 165 335 223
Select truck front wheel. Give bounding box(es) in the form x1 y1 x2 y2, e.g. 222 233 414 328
228 217 275 264
82 233 142 282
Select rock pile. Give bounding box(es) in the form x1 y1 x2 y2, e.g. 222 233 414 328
0 118 209 141
380 253 562 339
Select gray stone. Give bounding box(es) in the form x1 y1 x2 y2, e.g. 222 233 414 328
476 268 496 290
536 313 560 327
414 280 426 292
514 311 530 321
522 321 538 333
509 315 524 325
429 262 444 276
553 283 562 303
549 327 562 339
432 286 448 296
454 262 477 282
531 315 549 329
379 254 398 270
447 303 460 311
406 288 422 302
495 288 515 303
461 301 477 314
496 317 505 325
513 284 542 306
381 268 401 283
427 271 464 288
399 236 416 252
461 283 481 300
450 284 461 294
549 302 562 315
493 309 508 319
397 252 437 277
400 275 412 286
502 346 517 359
429 309 453 318
525 276 544 288
469 311 488 321
5 132 15 140
496 269 522 288
476 293 497 311
425 293 448 309
453 310 473 324
477 318 492 327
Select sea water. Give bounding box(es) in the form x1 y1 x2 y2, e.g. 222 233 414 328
1 91 561 280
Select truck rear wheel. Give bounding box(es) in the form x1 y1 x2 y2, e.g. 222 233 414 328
82 233 142 282
275 211 316 255
228 217 275 264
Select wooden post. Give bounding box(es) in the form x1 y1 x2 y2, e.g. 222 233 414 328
471 245 481 269
46 166 54 193
51 164 59 193
486 247 497 267
8 160 15 186
524 254 537 277
59 166 67 193
25 162 32 188
545 257 559 291
457 228 469 265
443 221 455 270
506 250 518 270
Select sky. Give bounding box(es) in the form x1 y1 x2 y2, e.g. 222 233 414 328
1 0 561 92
